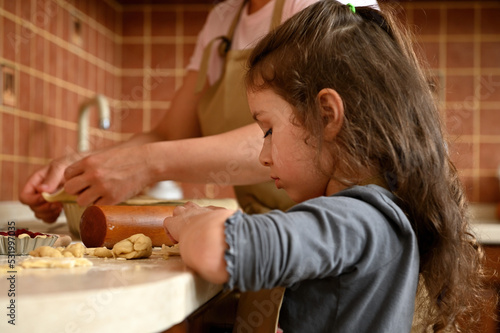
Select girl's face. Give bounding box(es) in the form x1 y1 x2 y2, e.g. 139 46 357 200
248 88 335 203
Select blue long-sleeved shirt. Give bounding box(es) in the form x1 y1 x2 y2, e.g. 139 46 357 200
224 185 419 332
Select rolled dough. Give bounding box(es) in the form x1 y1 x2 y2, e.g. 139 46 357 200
112 234 153 259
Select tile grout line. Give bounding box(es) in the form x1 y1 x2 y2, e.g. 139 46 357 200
115 0 123 136
59 0 71 158
0 105 128 140
28 0 36 179
175 5 184 91
122 4 211 12
55 0 63 122
57 0 118 44
123 36 197 44
453 169 500 178
0 7 120 77
440 68 500 75
439 1 448 188
12 0 20 200
0 153 51 165
0 0 4 189
419 34 500 43
472 3 481 201
404 1 499 10
103 0 122 13
43 4 50 120
143 6 152 132
0 57 111 107
451 135 500 144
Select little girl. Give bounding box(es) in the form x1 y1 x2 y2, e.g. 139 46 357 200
164 1 488 332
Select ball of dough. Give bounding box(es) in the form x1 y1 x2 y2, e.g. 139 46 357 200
86 247 114 258
29 246 63 258
62 243 85 258
62 251 74 258
112 234 152 259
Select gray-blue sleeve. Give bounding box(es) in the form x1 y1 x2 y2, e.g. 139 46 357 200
224 186 416 292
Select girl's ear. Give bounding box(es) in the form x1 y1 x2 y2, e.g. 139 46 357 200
317 88 344 140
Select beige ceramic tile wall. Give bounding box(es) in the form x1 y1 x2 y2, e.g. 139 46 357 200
400 1 500 202
0 0 499 203
0 0 213 201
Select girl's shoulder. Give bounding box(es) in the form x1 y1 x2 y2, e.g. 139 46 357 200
298 184 394 209
291 185 412 234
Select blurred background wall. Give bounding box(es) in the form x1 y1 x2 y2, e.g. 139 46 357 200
0 0 499 203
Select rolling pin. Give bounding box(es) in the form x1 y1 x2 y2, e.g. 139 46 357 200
80 205 176 248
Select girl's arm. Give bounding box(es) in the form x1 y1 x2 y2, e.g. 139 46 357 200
164 202 236 284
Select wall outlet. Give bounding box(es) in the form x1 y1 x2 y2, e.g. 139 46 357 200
1 65 16 107
70 10 83 47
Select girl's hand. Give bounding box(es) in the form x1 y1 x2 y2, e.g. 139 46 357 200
163 202 236 284
163 202 224 242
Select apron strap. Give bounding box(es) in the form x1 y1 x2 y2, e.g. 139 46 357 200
195 37 220 93
270 0 285 29
195 0 285 93
234 287 286 333
195 1 248 93
225 0 248 50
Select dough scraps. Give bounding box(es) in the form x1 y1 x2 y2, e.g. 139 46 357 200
62 243 85 258
112 234 152 259
161 244 180 259
29 246 64 258
29 243 86 258
0 264 23 274
20 258 92 269
18 244 91 270
86 247 114 258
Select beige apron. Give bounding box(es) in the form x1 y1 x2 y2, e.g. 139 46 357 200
196 2 287 332
196 0 295 215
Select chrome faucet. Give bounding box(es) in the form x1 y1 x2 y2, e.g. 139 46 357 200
77 94 110 152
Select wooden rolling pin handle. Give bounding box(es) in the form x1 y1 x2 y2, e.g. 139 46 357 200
80 205 176 248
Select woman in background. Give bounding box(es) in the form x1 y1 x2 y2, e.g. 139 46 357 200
20 0 329 220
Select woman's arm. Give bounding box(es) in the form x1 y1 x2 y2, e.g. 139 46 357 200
63 123 268 206
19 70 205 219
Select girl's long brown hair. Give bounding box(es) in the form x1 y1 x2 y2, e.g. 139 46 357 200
246 1 494 331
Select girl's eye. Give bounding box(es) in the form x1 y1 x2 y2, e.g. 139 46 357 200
263 129 272 138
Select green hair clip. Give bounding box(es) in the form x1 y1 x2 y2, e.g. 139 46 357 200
347 3 356 13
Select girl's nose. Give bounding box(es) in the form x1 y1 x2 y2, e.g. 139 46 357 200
259 140 272 167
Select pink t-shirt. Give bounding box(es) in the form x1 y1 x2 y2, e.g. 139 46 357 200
187 0 380 85
186 0 320 85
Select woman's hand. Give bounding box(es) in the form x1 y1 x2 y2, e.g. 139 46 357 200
19 154 81 222
63 145 156 206
164 202 235 284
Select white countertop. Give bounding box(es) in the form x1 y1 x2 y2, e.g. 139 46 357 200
472 223 500 245
0 255 222 332
0 202 222 332
469 203 500 245
0 200 499 332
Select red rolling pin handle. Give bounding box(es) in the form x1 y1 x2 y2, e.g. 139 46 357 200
80 205 177 248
